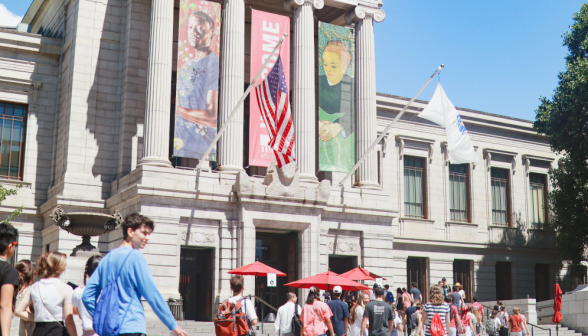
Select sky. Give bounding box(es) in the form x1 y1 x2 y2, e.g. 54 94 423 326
1 0 585 121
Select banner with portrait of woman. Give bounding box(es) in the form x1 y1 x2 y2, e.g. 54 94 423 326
173 0 222 160
318 22 355 173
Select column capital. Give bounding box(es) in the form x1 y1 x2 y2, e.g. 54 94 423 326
345 5 385 24
285 0 324 12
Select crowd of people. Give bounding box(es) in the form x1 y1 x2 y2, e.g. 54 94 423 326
0 214 189 336
271 279 532 336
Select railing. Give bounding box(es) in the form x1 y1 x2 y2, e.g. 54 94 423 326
528 322 552 336
250 295 278 335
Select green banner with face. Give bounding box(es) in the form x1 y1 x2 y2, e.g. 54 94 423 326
318 22 355 173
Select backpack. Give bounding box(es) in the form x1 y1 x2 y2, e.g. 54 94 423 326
485 319 496 335
215 298 250 336
93 250 136 336
291 305 302 335
410 311 419 330
386 291 395 303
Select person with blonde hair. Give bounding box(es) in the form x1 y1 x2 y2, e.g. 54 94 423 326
11 260 35 336
417 286 451 336
508 307 526 336
15 252 77 336
349 293 369 336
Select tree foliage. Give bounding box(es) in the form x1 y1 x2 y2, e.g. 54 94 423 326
535 4 588 264
0 185 22 225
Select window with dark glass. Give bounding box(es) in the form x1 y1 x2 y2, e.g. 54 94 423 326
449 164 469 222
491 168 509 225
0 102 26 180
529 173 547 229
404 156 426 218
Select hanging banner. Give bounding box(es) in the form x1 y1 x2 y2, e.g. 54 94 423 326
173 0 222 160
318 22 355 173
249 10 290 167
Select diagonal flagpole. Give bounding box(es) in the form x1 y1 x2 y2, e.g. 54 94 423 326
338 64 444 187
196 33 288 171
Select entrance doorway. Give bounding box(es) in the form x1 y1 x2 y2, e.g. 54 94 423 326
495 261 512 300
329 255 357 275
179 247 214 321
255 231 298 317
453 260 472 302
407 257 428 300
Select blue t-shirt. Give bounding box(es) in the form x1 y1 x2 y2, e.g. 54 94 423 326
177 52 219 110
327 298 350 336
405 306 417 330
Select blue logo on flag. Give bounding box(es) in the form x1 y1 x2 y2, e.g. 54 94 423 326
456 115 467 134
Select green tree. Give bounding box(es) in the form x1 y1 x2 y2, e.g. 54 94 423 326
0 185 22 225
535 4 588 264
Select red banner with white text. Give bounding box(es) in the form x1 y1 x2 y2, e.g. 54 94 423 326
248 10 290 167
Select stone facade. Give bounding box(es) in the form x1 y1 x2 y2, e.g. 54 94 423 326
0 0 575 323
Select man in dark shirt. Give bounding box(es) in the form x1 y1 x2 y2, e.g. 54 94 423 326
0 223 19 335
327 286 350 336
449 286 462 310
404 300 418 336
410 282 421 302
362 286 394 336
441 278 451 299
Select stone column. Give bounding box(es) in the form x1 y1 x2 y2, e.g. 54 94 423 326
285 0 324 183
345 6 385 188
139 0 174 168
217 0 245 172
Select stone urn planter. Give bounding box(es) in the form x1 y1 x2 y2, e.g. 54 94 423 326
50 205 123 255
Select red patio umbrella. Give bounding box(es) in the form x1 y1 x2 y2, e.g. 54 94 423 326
340 267 387 281
284 270 370 291
228 261 287 276
552 283 563 323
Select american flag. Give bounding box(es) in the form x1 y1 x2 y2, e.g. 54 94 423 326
254 55 295 167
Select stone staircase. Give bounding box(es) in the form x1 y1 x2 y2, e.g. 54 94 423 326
144 321 586 336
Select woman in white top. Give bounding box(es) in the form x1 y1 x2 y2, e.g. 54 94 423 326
15 252 77 336
72 255 102 336
11 260 35 336
349 293 369 336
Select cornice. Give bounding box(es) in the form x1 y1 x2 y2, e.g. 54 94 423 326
345 5 385 24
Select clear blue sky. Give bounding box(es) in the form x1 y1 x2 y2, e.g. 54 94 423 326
3 0 585 121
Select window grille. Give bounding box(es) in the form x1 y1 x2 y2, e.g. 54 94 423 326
449 164 469 222
491 168 509 225
0 102 26 180
404 157 426 218
529 173 547 229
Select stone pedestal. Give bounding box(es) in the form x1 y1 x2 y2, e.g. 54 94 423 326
286 0 324 183
217 0 245 172
346 6 385 189
139 0 174 168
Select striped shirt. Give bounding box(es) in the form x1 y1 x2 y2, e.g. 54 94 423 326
423 302 451 336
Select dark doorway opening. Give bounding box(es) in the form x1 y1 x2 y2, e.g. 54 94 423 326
179 247 214 321
535 264 550 301
407 257 427 300
495 261 512 300
255 231 298 317
329 255 357 275
453 260 472 302
571 265 587 290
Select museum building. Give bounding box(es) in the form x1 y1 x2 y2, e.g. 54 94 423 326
0 0 581 322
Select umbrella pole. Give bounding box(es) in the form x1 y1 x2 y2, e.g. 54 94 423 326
556 323 558 336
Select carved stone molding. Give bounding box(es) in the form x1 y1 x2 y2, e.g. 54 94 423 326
522 154 555 175
396 134 435 161
484 148 517 173
328 242 357 253
345 5 386 24
182 231 215 244
284 0 324 11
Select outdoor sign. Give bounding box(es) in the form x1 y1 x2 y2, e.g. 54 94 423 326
318 22 355 173
268 273 277 287
173 0 222 161
248 9 290 167
375 277 383 287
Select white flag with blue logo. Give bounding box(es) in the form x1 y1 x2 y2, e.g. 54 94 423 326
418 83 478 164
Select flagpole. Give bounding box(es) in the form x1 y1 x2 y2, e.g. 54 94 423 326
196 33 288 170
338 64 444 187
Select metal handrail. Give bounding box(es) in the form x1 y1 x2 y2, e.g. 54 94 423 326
249 295 278 335
527 322 552 336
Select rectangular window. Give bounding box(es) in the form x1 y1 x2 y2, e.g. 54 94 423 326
0 102 26 180
404 157 426 218
491 168 509 225
535 264 550 301
529 173 547 229
495 261 512 300
449 164 469 222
